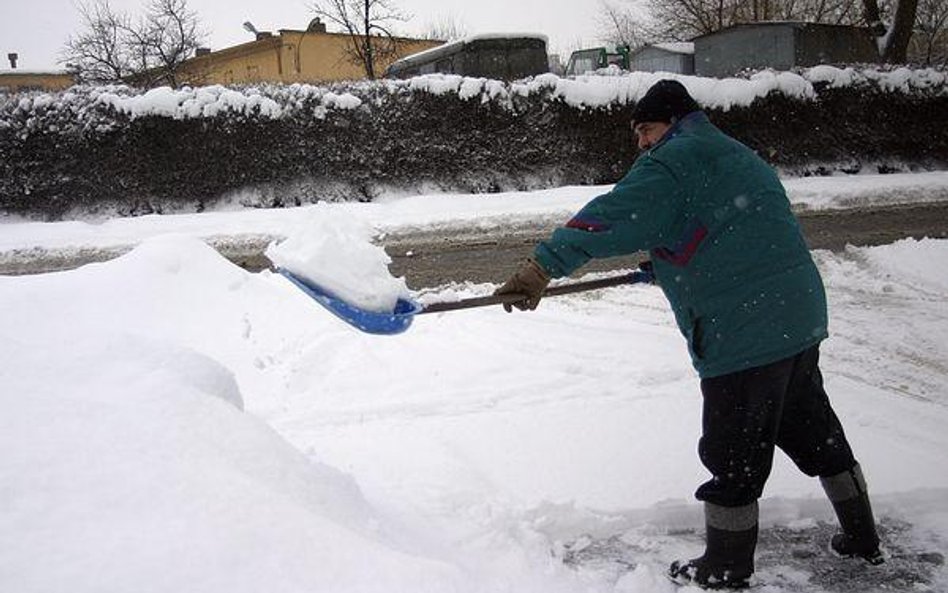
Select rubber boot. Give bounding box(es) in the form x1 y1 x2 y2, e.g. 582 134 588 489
669 502 758 589
820 464 884 565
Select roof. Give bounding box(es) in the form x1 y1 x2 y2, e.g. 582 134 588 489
640 42 695 55
276 28 441 43
182 29 441 66
184 35 282 64
693 21 872 40
0 70 72 76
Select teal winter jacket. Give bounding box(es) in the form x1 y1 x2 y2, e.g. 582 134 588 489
534 112 827 378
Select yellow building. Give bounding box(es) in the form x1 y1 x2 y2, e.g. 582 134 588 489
178 20 444 85
0 71 76 92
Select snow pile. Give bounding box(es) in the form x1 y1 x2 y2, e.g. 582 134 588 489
0 236 470 593
783 171 948 210
265 205 409 312
863 237 948 292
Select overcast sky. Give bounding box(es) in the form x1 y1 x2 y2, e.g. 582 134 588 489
2 0 608 71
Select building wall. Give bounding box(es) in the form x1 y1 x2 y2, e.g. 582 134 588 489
0 72 75 92
282 31 441 81
630 48 695 74
695 25 796 77
796 26 877 65
179 31 442 86
696 23 880 78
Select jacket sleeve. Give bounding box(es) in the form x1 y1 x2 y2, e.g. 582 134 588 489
534 156 684 278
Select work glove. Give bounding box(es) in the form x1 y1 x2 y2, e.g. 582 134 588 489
494 259 551 312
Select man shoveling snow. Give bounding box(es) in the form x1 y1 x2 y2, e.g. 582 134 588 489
495 79 884 589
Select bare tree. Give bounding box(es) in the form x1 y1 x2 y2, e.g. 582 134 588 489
62 0 206 87
62 0 134 83
645 0 748 39
138 0 207 87
596 0 651 49
906 0 948 64
309 0 412 79
734 0 862 22
637 0 918 63
862 0 920 61
420 13 468 41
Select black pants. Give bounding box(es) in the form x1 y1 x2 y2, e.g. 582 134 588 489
696 345 857 507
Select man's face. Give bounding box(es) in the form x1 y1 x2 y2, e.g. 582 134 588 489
633 121 672 150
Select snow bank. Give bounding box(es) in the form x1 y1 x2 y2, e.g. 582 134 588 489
0 236 469 593
859 237 948 292
1 335 456 593
265 205 409 312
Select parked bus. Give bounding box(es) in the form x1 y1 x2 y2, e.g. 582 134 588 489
384 34 549 81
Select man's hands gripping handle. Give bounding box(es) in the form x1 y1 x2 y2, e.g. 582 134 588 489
493 260 656 313
493 259 552 312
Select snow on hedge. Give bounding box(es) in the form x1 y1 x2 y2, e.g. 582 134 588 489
804 65 948 92
513 70 818 110
96 85 284 119
394 65 946 110
1 66 946 132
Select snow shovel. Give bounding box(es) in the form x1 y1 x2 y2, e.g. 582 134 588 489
278 267 655 335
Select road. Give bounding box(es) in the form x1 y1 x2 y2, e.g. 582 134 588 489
2 202 946 287
382 202 948 288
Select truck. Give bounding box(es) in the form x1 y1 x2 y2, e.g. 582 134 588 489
564 46 630 76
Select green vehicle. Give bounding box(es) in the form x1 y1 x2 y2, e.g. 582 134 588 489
565 46 630 76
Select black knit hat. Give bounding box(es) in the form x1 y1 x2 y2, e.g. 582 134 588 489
632 79 701 125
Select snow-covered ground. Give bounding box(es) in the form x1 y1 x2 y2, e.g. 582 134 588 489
2 180 948 592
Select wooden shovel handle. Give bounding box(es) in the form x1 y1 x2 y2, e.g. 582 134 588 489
418 271 651 314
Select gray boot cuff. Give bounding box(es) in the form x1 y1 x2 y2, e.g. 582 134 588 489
705 501 759 531
820 463 868 502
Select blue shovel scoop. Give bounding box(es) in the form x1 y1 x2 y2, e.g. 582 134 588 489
279 267 655 335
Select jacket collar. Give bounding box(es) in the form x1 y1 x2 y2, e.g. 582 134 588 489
651 111 707 150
